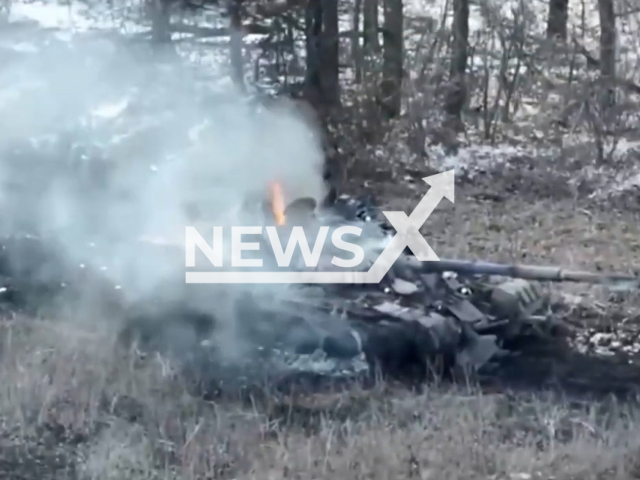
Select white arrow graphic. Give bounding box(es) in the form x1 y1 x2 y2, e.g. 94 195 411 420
363 169 455 283
186 169 455 284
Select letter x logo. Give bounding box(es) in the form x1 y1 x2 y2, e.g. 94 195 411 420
366 170 455 283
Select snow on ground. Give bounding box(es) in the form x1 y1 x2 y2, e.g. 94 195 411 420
402 0 640 198
3 0 640 199
406 0 640 64
2 0 251 92
10 1 95 29
8 0 143 34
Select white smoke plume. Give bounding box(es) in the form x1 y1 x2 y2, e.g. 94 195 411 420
0 33 328 309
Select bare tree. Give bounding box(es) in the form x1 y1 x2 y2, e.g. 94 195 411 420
321 0 341 106
363 0 380 53
304 0 324 105
546 0 568 40
149 0 171 44
443 0 468 127
228 0 245 91
598 0 616 109
380 0 403 118
352 0 364 83
304 0 340 108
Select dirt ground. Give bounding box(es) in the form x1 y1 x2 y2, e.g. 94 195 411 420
4 169 640 480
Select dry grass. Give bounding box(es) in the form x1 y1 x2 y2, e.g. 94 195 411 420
2 193 640 480
2 316 640 480
426 197 640 271
381 183 640 302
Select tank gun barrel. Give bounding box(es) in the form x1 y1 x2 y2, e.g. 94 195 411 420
417 259 639 290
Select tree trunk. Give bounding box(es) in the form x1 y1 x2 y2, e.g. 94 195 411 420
150 0 171 44
320 0 341 106
546 0 568 41
363 0 380 53
352 0 363 83
304 0 324 107
228 0 245 92
304 0 340 108
380 0 403 118
443 0 468 128
598 0 616 109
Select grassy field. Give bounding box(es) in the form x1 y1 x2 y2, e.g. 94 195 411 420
2 315 640 480
3 0 640 477
3 183 640 480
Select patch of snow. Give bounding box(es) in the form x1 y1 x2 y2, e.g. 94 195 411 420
8 0 146 36
9 1 90 30
613 138 640 157
426 143 533 177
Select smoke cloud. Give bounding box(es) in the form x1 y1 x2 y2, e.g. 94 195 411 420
0 30 330 366
0 33 326 288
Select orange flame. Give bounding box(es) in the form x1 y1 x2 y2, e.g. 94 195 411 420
269 181 286 226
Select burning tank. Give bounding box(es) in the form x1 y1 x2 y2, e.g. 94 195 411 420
88 183 640 395
1 172 639 398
